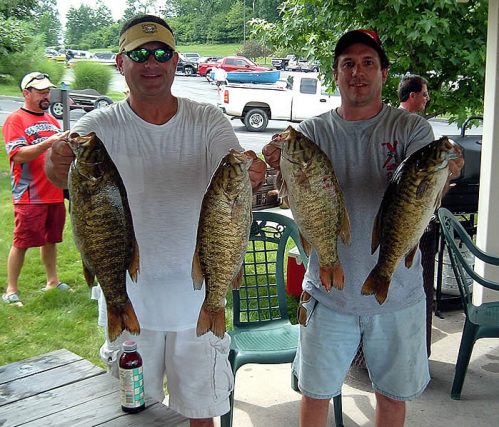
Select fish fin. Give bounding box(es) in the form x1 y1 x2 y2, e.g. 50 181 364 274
107 299 140 342
82 261 95 287
232 266 244 289
416 178 430 199
405 245 419 268
371 210 382 254
339 206 351 245
191 248 204 290
320 264 344 291
299 232 312 257
128 238 140 283
196 304 226 339
361 268 389 305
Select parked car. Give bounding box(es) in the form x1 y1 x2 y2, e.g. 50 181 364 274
176 55 199 76
49 88 113 119
92 52 117 66
219 73 340 131
198 58 223 78
198 56 223 64
199 56 272 81
287 58 320 72
271 54 296 70
181 52 201 62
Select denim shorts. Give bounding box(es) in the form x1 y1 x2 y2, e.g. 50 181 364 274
292 298 430 400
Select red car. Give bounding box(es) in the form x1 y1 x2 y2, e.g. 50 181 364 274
198 56 272 79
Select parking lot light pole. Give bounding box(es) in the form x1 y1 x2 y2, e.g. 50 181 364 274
61 81 70 131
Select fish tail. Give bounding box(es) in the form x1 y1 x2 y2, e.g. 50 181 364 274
106 300 141 342
320 264 345 291
361 269 389 304
196 304 226 339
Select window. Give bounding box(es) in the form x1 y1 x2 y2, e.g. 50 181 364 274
300 78 317 94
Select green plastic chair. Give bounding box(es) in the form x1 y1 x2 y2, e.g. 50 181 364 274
437 207 499 400
220 211 343 427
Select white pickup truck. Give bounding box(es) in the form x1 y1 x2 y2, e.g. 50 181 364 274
218 73 340 131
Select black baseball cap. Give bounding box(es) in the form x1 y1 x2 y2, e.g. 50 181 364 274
334 29 389 69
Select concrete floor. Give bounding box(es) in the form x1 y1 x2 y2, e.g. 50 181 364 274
219 309 499 427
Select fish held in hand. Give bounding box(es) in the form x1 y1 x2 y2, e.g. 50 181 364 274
272 126 350 291
192 149 253 338
362 136 458 304
67 132 140 342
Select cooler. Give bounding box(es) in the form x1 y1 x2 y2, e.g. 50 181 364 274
286 246 306 297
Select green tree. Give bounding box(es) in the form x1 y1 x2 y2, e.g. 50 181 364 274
251 0 487 125
33 0 62 46
64 1 114 47
0 0 37 19
123 0 160 21
86 23 121 50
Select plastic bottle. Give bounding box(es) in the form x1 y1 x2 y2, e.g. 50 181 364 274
119 340 145 413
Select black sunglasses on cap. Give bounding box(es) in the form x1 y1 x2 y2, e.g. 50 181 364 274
124 47 174 63
24 73 49 88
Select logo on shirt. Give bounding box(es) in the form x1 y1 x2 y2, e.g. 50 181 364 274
381 140 400 181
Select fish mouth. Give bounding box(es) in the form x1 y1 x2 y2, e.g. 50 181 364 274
228 149 253 169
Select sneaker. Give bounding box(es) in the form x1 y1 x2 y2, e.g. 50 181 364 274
2 292 21 304
41 282 71 292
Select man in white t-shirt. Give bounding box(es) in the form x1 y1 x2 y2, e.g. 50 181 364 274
214 67 228 93
45 14 266 427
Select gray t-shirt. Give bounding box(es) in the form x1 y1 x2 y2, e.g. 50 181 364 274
297 104 434 315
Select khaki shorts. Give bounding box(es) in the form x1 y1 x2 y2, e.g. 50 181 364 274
92 287 233 419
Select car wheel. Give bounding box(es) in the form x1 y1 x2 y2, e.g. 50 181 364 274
244 108 268 132
184 66 194 76
205 69 213 82
93 96 113 109
49 102 64 119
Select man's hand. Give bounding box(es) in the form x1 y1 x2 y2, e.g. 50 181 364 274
11 130 70 165
444 139 465 195
45 135 75 189
244 150 267 190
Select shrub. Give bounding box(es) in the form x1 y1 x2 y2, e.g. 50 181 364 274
71 61 113 94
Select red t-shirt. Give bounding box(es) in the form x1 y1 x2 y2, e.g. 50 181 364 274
2 108 64 204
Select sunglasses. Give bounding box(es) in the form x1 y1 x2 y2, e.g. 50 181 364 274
24 73 49 88
124 48 174 63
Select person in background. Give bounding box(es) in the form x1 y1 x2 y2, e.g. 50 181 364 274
398 74 430 113
214 66 228 94
263 29 463 427
2 72 70 305
45 14 266 427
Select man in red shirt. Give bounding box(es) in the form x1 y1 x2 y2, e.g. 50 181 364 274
2 72 70 304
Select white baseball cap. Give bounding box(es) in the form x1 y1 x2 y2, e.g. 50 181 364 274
21 72 56 90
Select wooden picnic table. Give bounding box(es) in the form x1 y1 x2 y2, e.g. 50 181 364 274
0 348 188 426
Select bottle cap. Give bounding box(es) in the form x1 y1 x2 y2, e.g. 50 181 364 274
122 340 137 352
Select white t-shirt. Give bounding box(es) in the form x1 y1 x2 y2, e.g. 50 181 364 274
298 104 435 315
73 97 242 330
214 67 227 82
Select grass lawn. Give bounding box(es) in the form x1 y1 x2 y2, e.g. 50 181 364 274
0 133 105 367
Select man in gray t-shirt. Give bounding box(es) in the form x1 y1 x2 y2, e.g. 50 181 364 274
263 29 463 427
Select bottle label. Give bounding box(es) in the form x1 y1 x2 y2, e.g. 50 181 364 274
119 366 145 408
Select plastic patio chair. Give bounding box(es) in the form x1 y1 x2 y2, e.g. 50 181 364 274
220 210 343 426
437 207 499 400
